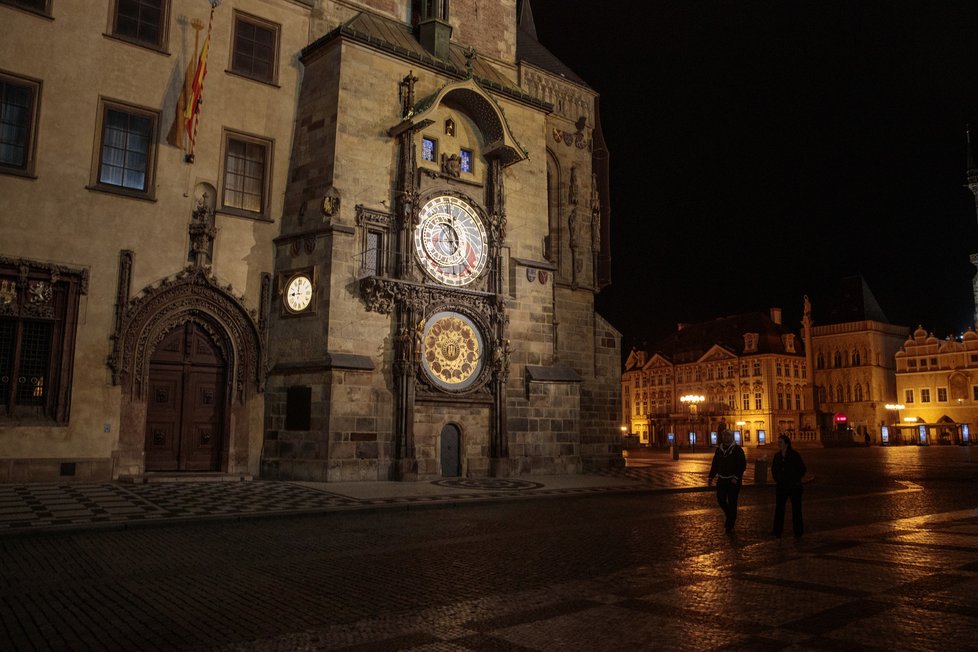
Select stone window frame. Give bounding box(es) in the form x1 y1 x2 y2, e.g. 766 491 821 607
1 0 53 17
219 128 273 219
0 70 41 178
89 97 160 200
0 257 87 425
229 10 280 86
107 0 171 53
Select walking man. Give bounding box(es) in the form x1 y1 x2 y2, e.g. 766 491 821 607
708 429 747 533
771 434 807 538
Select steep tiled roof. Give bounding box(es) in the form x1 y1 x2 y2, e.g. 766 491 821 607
516 0 588 87
816 276 891 325
303 11 548 110
649 312 804 363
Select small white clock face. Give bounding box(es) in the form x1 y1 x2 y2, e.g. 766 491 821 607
285 274 313 313
414 196 488 286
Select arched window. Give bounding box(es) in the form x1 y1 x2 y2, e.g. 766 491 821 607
854 384 863 401
852 349 861 366
833 351 842 367
818 385 827 403
837 384 844 402
816 352 825 369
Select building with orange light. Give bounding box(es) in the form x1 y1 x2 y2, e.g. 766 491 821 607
809 277 909 445
622 308 816 448
890 325 978 445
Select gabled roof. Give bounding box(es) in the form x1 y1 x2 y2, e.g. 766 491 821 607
516 0 588 87
648 312 804 362
302 11 549 110
817 275 890 325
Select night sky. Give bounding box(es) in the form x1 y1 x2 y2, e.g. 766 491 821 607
527 0 978 350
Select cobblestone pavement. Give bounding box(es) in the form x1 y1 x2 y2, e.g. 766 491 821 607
1 446 976 651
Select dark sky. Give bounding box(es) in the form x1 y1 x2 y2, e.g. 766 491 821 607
527 0 978 349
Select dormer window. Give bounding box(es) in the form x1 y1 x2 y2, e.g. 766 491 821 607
783 334 796 353
743 332 758 353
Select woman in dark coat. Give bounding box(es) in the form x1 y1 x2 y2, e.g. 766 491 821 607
771 434 807 538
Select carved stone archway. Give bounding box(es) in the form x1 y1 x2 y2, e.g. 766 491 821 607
109 266 265 478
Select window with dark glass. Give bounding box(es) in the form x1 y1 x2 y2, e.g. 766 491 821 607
93 100 158 196
0 260 86 424
112 0 167 49
231 12 278 84
222 132 270 215
0 73 39 175
1 0 50 14
363 230 385 276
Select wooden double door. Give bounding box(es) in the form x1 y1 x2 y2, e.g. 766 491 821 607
144 322 226 472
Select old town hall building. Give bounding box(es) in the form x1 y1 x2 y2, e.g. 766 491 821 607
0 0 623 482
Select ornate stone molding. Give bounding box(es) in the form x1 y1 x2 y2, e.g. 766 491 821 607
0 256 89 319
108 266 265 403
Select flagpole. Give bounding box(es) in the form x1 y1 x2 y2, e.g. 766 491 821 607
185 0 221 163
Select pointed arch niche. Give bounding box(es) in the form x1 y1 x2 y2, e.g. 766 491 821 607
109 266 265 478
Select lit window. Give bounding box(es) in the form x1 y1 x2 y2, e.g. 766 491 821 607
221 131 271 216
460 148 473 173
231 12 279 84
0 260 86 423
0 73 40 176
421 137 436 162
92 99 158 196
112 0 168 49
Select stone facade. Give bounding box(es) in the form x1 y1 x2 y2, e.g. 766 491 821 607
0 1 621 483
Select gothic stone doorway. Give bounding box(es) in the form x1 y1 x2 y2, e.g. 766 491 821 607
144 322 226 471
440 423 461 477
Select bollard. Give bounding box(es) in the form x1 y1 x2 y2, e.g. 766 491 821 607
671 444 679 461
753 456 768 483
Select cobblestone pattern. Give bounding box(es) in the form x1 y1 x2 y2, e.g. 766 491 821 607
212 510 978 651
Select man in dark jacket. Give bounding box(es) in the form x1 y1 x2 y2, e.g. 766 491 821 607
708 429 747 532
771 434 807 538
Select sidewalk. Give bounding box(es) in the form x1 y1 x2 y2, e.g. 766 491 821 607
0 456 754 537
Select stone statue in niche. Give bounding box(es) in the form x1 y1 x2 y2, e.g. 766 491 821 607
189 183 217 267
445 118 455 136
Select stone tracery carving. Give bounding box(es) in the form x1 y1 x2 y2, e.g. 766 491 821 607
109 266 265 403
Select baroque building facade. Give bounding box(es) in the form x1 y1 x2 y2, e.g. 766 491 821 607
622 309 816 449
0 0 622 482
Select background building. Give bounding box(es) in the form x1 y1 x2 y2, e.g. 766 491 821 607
892 325 978 445
0 0 622 482
622 308 815 448
810 277 909 444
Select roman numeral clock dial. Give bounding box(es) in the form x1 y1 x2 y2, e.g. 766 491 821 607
414 196 488 287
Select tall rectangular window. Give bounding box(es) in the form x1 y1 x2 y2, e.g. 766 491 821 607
92 99 158 197
421 137 436 162
921 388 931 403
905 388 914 404
742 393 750 410
937 387 947 402
460 148 473 173
363 230 384 276
0 260 86 423
231 12 279 84
112 0 167 49
222 132 270 216
754 392 762 410
0 73 40 175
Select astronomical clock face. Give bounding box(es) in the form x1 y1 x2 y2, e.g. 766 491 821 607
414 195 488 286
284 273 313 313
420 311 484 391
